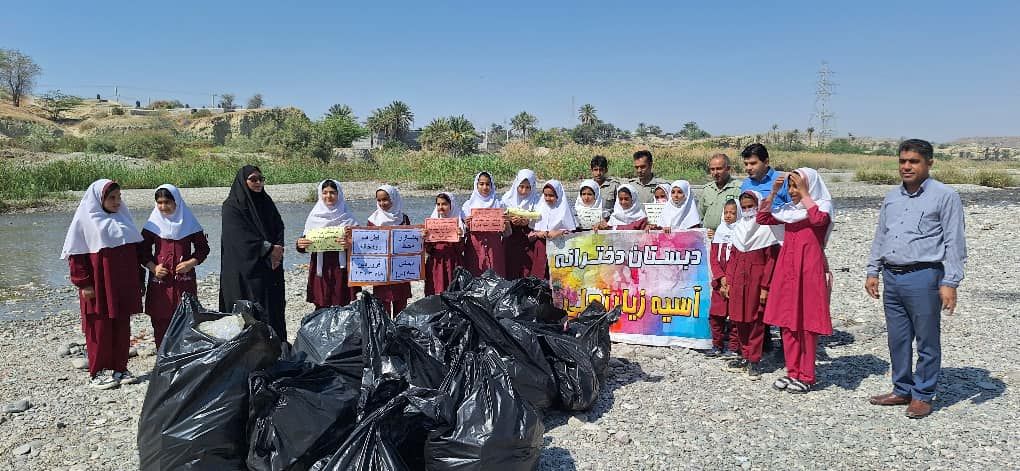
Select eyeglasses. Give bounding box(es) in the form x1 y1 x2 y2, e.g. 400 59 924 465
247 175 266 183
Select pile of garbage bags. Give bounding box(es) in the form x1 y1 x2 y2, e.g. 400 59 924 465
138 268 620 471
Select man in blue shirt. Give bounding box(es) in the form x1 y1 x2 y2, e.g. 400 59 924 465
739 143 791 209
865 139 967 419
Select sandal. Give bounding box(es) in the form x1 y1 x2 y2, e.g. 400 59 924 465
786 379 811 394
772 376 792 390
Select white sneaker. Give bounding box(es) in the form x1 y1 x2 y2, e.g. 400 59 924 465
89 370 120 390
114 370 139 385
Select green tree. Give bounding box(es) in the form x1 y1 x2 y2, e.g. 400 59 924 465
315 114 369 149
635 122 649 137
510 111 537 139
218 93 236 111
677 121 710 140
366 100 414 140
326 103 355 121
806 127 815 146
419 115 478 156
150 99 184 109
0 49 41 107
246 93 264 109
578 104 598 126
571 121 621 145
487 123 507 146
37 90 83 120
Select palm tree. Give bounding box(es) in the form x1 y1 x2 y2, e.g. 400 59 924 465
326 104 355 121
510 111 537 139
366 101 415 141
578 104 598 126
806 127 815 146
770 123 780 144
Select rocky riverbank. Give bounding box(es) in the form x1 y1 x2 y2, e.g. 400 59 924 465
2 182 1018 470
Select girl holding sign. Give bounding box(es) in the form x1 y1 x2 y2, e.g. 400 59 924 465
722 190 782 379
596 184 647 230
368 184 413 316
140 185 210 348
655 180 703 232
62 179 144 389
424 192 465 295
296 179 360 310
462 171 509 276
573 179 606 231
530 180 578 279
757 168 834 393
503 169 542 279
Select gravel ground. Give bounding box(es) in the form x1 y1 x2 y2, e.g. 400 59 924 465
2 181 1018 470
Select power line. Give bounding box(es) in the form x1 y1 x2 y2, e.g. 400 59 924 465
810 61 836 144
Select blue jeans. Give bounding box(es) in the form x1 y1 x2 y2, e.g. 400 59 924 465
882 266 943 401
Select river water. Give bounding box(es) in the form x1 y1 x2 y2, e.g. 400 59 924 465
0 197 439 319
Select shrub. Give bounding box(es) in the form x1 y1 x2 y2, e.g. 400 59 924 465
974 170 1015 188
855 168 899 184
55 135 87 152
192 109 213 118
86 136 117 154
114 131 180 159
111 106 124 116
932 167 972 185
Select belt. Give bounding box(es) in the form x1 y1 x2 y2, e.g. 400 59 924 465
884 262 943 274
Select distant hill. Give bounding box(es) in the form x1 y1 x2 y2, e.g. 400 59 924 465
949 136 1020 148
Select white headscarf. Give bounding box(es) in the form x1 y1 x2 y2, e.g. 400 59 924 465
535 180 577 232
657 180 702 229
771 167 835 244
574 179 602 210
430 191 466 231
653 183 672 203
501 169 540 210
461 172 504 216
304 179 357 275
731 190 783 253
607 184 646 227
143 184 204 240
304 179 357 234
368 184 405 226
61 179 143 259
711 199 738 261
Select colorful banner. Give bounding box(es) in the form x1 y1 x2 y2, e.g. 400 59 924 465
547 229 711 348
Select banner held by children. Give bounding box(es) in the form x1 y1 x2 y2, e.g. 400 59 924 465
547 229 711 348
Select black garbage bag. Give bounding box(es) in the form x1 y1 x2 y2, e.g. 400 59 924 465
246 361 360 471
313 387 451 471
360 292 448 416
444 295 558 410
448 269 556 322
293 300 364 382
425 347 544 471
512 303 621 411
138 293 281 471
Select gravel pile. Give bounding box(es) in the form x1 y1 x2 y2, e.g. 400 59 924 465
2 181 1017 470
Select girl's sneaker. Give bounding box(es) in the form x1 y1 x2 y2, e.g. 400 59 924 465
786 379 811 394
89 370 120 390
703 347 723 358
720 350 740 359
114 370 140 385
723 358 748 373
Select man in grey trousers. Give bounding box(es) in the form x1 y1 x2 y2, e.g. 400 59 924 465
865 139 967 419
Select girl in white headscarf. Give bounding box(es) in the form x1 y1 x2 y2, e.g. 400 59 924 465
574 179 607 230
368 184 412 316
706 198 740 357
425 192 466 295
296 179 360 309
62 179 144 389
653 183 671 203
503 169 542 279
527 180 577 280
140 184 209 348
655 180 702 232
462 171 509 277
758 168 834 393
597 184 648 230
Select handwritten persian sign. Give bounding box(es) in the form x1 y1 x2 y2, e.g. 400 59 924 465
425 218 461 243
468 208 505 232
643 203 665 226
305 226 347 253
574 207 604 230
349 255 389 283
547 229 711 348
347 226 426 286
350 229 389 255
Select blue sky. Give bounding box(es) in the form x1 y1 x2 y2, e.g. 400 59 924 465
4 0 1017 141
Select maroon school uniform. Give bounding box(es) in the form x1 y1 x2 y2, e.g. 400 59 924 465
709 242 740 352
69 244 144 376
425 240 465 295
296 245 360 309
369 215 412 315
463 231 506 277
140 230 210 347
611 217 648 230
505 225 540 279
724 244 779 363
